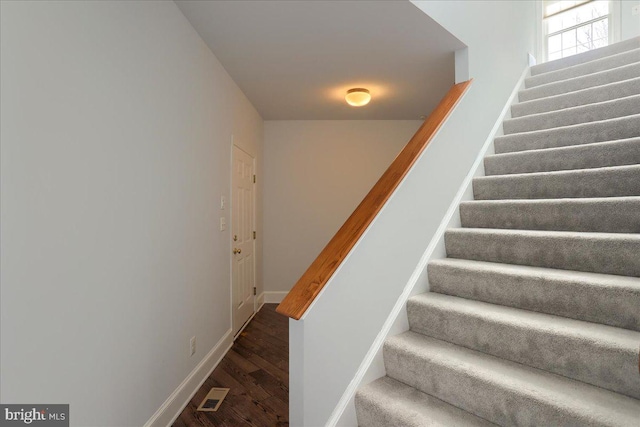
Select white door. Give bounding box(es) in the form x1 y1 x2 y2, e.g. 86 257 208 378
231 145 255 336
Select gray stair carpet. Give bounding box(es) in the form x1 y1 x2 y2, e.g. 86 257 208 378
510 77 640 117
518 62 640 102
525 48 640 89
484 137 640 175
530 36 639 75
355 38 640 426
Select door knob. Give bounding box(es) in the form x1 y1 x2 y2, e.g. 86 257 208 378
233 248 242 255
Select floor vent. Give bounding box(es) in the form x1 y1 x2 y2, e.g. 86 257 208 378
197 388 229 412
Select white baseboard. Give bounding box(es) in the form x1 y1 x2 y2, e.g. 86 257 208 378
264 291 287 303
144 329 233 427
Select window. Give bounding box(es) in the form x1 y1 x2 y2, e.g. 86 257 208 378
544 0 611 61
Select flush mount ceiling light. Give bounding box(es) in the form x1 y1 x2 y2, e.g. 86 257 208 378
345 88 371 107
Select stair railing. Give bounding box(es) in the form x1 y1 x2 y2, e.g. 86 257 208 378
276 79 473 320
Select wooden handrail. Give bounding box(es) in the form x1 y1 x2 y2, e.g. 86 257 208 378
276 79 473 320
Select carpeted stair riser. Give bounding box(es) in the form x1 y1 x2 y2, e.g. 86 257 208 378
406 293 640 399
512 77 640 117
473 165 640 200
444 228 640 277
485 137 640 175
525 48 640 88
531 36 640 75
459 197 640 233
502 94 640 134
428 259 640 331
355 377 496 427
383 333 640 427
519 62 640 102
494 114 640 154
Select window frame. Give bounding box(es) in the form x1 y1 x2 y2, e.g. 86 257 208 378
538 0 620 62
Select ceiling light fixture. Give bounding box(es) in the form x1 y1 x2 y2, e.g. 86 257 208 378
345 88 371 107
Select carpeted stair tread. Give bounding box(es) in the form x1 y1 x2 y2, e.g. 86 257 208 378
502 94 640 134
444 228 640 277
512 77 640 117
473 164 640 200
494 114 640 154
355 376 497 427
525 48 640 88
355 39 640 427
428 258 640 331
485 137 640 175
407 292 640 399
459 197 640 233
530 36 640 75
384 332 640 427
519 61 640 102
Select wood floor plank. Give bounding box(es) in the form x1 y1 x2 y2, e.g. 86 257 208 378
238 334 287 356
254 313 288 331
218 358 271 401
249 369 288 403
249 319 289 344
240 330 288 355
172 304 288 426
225 349 262 374
223 392 279 427
234 345 289 384
235 335 288 371
252 316 287 334
260 396 289 426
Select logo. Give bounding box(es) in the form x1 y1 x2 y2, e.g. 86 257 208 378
0 405 68 427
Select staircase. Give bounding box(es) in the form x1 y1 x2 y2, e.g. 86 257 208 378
355 37 640 426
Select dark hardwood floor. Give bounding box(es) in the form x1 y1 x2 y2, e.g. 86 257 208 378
173 304 289 427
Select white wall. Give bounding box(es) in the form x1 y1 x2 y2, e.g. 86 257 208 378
0 1 262 426
288 2 538 426
620 0 640 40
263 121 421 299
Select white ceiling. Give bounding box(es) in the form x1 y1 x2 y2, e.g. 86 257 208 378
175 0 465 120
